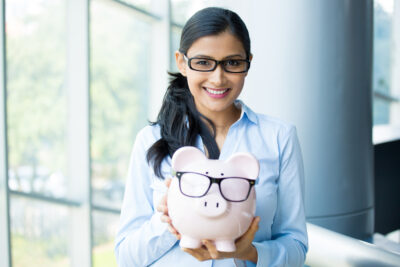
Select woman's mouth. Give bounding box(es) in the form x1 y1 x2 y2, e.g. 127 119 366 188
204 87 230 98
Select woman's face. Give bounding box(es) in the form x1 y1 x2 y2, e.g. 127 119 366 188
176 31 251 117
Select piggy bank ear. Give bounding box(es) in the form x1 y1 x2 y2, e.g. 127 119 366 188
171 146 207 171
226 153 259 179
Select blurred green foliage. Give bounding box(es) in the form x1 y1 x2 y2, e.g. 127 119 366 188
7 1 67 186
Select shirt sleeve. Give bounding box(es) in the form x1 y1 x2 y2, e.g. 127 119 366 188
114 128 178 266
249 126 308 267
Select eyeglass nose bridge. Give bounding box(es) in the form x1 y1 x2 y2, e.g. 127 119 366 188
208 176 223 186
211 60 228 72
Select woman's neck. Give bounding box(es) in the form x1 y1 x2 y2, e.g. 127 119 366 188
200 103 241 141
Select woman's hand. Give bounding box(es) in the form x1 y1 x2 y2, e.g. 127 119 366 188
156 178 181 239
182 216 260 263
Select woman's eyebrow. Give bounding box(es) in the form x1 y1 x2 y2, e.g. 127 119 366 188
223 54 245 59
191 54 245 59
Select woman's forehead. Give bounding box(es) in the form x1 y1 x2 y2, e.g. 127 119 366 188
186 32 246 58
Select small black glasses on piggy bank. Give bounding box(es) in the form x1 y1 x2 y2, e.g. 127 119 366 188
175 171 255 202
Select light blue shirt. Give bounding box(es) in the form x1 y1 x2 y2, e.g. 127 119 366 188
115 100 308 267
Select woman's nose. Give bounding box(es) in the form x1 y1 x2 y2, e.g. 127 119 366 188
208 64 226 86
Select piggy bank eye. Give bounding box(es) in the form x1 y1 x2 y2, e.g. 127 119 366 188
221 173 224 176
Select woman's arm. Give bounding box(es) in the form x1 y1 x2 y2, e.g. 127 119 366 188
114 128 177 267
250 126 308 267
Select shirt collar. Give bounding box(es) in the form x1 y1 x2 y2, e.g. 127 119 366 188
234 100 258 125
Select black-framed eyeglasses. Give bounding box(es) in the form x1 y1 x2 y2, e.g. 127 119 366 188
184 55 250 73
175 171 256 202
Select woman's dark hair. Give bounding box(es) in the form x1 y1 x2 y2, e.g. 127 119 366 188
146 7 251 178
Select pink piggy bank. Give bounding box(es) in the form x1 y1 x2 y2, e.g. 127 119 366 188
167 146 259 252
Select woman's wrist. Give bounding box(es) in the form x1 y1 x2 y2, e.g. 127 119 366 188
239 244 258 263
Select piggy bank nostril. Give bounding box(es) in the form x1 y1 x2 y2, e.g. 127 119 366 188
216 203 219 208
204 202 207 207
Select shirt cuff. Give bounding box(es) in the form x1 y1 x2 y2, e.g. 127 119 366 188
252 241 271 267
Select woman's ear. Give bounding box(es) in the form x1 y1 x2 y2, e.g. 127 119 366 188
244 53 253 77
175 51 187 77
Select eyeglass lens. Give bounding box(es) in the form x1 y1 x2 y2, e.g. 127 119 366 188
179 173 251 201
190 58 248 72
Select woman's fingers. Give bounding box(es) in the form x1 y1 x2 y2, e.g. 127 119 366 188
202 240 220 259
157 178 171 214
156 194 168 213
161 214 171 223
168 225 181 239
182 218 261 261
249 216 260 235
238 216 260 242
157 178 181 240
231 216 260 260
157 178 172 214
165 177 172 188
249 216 260 237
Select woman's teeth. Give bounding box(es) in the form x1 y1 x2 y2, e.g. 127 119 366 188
205 88 229 95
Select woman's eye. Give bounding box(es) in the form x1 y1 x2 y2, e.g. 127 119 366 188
194 60 210 65
226 60 241 66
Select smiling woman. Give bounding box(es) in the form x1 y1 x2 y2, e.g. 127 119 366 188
175 32 250 124
115 6 308 267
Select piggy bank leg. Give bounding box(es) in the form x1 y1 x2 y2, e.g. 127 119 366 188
215 240 236 252
180 235 201 249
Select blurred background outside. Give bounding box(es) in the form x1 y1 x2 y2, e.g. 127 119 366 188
1 0 399 266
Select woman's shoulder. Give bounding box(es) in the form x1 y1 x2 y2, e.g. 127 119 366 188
134 124 162 148
137 123 161 136
240 100 295 134
255 113 297 146
256 113 295 132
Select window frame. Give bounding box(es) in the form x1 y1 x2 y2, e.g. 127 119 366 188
1 0 170 266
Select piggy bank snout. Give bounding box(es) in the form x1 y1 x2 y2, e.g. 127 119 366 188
195 191 228 218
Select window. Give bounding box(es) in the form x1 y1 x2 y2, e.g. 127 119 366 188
373 0 400 126
1 0 165 266
6 1 72 265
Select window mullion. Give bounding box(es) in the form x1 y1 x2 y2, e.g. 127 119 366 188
66 0 91 266
148 0 171 121
0 0 11 266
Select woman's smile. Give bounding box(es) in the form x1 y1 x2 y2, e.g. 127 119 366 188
203 87 231 98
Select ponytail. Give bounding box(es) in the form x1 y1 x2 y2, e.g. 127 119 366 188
146 72 220 178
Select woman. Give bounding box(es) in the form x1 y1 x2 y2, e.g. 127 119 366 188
115 7 308 267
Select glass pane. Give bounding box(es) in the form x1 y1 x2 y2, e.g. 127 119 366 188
373 0 394 125
10 196 70 267
170 0 192 25
6 0 68 197
171 0 225 25
92 211 119 267
373 97 390 125
170 26 181 72
119 0 154 13
91 0 151 209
